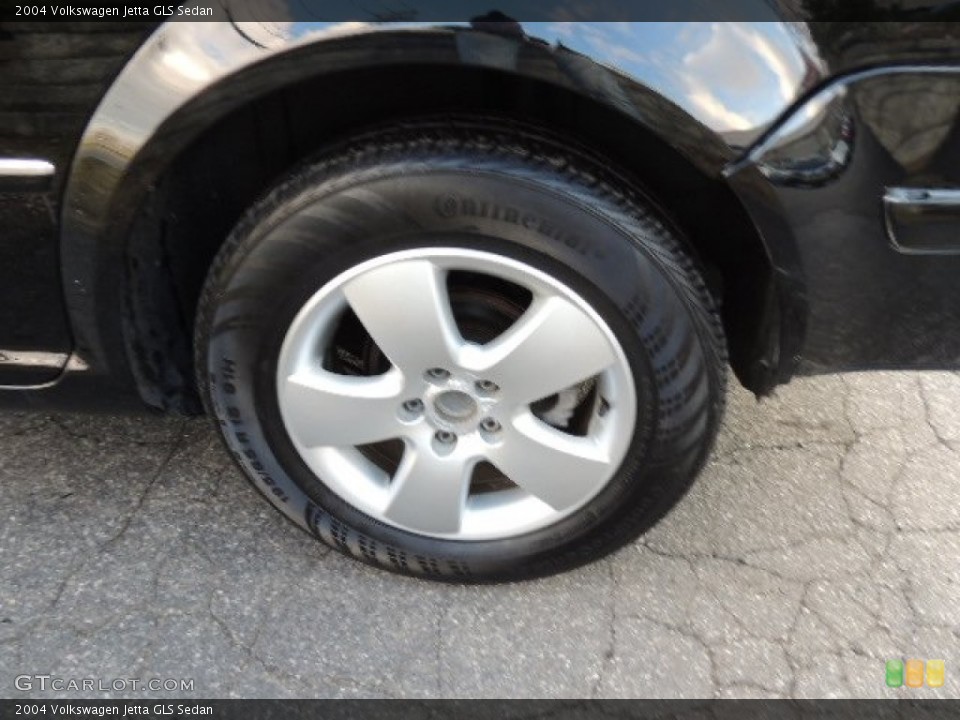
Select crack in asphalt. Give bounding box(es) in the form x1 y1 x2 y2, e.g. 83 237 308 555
589 559 618 698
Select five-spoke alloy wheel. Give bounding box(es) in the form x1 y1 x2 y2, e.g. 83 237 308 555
197 123 727 581
276 249 637 540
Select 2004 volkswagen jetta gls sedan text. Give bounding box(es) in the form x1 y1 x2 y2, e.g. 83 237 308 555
4 5 960 581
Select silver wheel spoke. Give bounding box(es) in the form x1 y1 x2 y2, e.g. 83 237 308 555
384 447 473 534
488 411 611 511
466 295 617 405
280 369 405 448
343 259 461 374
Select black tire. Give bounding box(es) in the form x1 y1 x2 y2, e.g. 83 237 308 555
195 121 726 582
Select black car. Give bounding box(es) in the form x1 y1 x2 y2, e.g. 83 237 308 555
4 6 960 581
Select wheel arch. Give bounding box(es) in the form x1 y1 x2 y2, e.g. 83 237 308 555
61 19 794 411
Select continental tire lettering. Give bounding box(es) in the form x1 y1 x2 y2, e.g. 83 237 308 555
433 194 603 259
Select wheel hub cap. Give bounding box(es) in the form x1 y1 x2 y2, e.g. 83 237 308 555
434 390 477 421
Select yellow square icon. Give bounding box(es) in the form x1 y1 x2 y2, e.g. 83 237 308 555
927 660 945 688
906 659 924 688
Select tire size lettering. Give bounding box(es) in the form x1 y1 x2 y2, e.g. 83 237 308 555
216 356 290 504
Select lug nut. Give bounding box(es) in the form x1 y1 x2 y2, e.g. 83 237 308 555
426 368 450 380
402 399 424 413
475 380 499 394
480 417 501 433
435 430 457 445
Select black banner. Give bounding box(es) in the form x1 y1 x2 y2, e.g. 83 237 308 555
5 0 960 23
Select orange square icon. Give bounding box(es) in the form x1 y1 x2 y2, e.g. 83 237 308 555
905 659 924 688
927 660 945 688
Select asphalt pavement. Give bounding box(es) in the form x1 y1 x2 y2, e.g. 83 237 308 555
2 371 959 698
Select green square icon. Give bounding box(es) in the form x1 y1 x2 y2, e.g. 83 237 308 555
886 659 904 687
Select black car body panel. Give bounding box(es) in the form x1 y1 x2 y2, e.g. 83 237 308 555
728 66 960 377
2 6 960 411
0 23 153 389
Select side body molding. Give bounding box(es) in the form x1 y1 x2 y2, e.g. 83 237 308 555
884 188 960 255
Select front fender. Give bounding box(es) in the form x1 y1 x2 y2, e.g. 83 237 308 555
60 6 824 386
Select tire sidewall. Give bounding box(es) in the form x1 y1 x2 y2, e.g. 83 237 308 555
201 149 719 580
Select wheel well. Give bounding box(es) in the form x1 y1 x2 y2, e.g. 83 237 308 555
126 63 777 413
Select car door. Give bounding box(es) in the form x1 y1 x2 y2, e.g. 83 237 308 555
0 22 150 385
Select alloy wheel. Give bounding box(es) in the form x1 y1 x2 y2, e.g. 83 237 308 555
276 248 637 541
